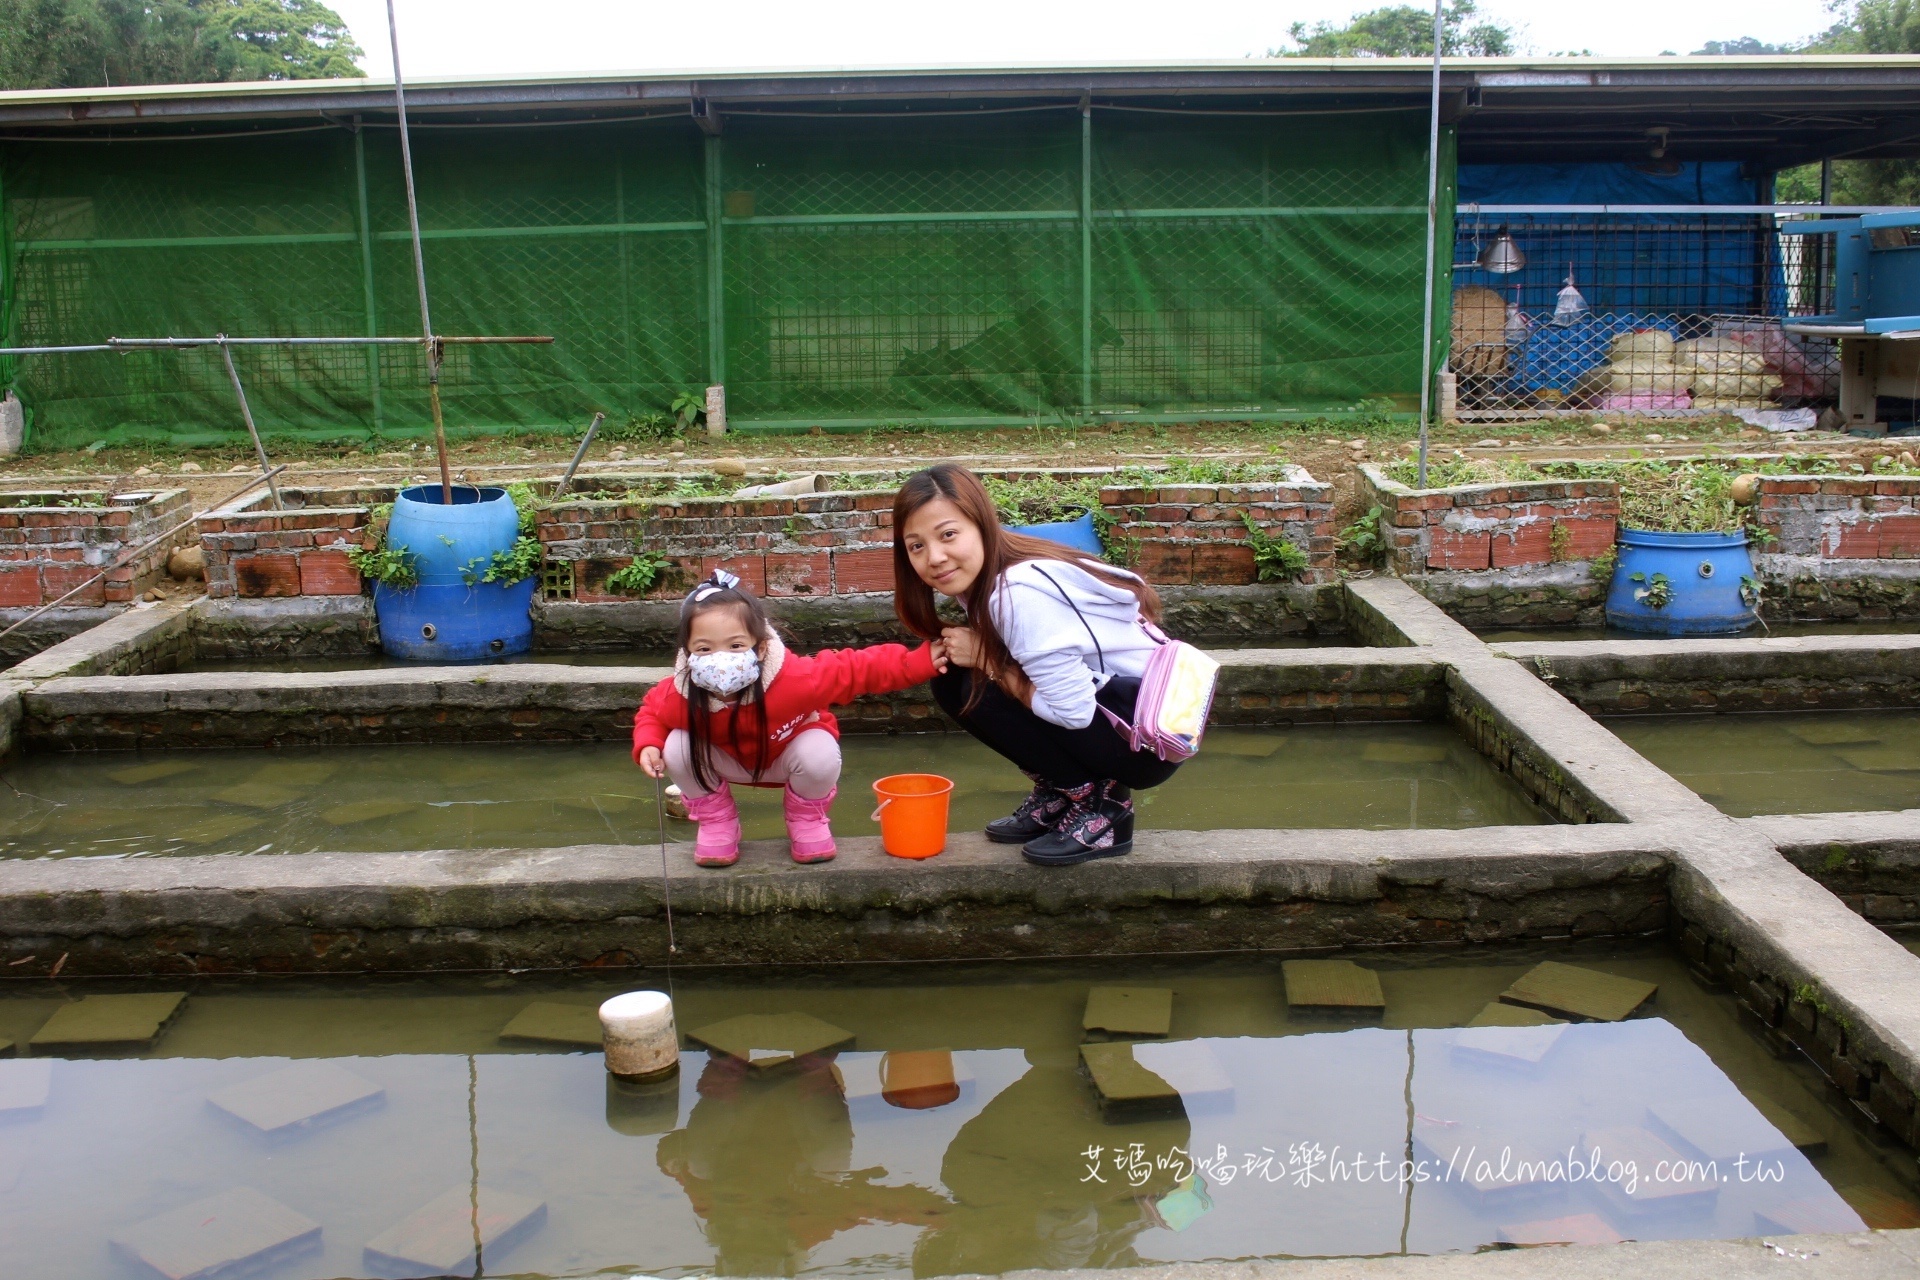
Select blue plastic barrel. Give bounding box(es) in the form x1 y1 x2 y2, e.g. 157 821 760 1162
1605 527 1759 636
375 485 537 661
1007 509 1104 557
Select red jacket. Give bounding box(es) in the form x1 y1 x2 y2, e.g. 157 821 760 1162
632 633 938 774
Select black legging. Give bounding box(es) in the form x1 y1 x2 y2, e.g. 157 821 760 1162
931 667 1183 791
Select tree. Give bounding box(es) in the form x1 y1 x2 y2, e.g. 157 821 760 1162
1693 37 1796 55
1278 2 1517 58
0 0 364 91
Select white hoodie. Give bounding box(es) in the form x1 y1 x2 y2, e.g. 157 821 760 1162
988 558 1158 730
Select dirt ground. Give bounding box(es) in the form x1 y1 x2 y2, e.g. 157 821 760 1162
0 416 1905 534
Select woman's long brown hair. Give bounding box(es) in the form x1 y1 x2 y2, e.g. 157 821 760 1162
892 464 1159 711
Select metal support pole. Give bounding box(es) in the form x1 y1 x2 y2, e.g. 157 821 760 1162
615 161 636 410
1415 0 1444 488
1820 159 1834 207
704 135 727 387
1080 98 1094 415
385 0 453 503
217 338 283 510
352 121 385 436
554 412 605 498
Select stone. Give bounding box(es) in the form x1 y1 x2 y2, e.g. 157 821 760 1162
1496 1213 1625 1247
1283 959 1385 1012
1588 424 1612 435
166 546 206 581
1361 742 1447 765
1500 961 1655 1022
208 1062 385 1137
1083 987 1173 1037
713 458 747 478
1646 1095 1808 1163
363 1186 546 1275
110 1188 321 1280
134 466 155 477
0 1059 53 1117
1581 1126 1718 1212
685 1012 853 1069
178 462 203 473
320 799 416 827
108 760 201 785
210 782 302 810
31 992 186 1050
500 1001 605 1049
1644 433 1665 443
1080 1041 1182 1114
1473 439 1502 448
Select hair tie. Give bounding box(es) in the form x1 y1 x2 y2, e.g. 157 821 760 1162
684 567 741 607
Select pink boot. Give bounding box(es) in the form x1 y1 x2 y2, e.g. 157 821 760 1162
683 783 741 868
783 786 837 863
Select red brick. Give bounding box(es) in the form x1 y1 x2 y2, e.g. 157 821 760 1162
696 554 766 594
0 566 39 607
765 551 831 596
1133 541 1193 584
1877 514 1920 558
41 564 105 606
1826 521 1880 559
232 553 303 597
831 547 894 594
1191 542 1258 584
1490 520 1554 568
1427 528 1491 570
298 550 362 596
1558 517 1618 560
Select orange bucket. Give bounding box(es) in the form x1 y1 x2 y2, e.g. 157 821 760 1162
881 1050 961 1109
870 773 953 859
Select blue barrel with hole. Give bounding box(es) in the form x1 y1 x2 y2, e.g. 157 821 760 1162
1007 508 1104 556
1605 527 1759 636
375 485 538 661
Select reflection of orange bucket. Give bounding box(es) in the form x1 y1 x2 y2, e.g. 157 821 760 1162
870 773 953 859
881 1049 960 1109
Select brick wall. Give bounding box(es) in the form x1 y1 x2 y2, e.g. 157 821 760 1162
199 484 382 600
1754 473 1920 560
0 488 190 607
1359 464 1620 575
1099 466 1336 585
538 467 1336 601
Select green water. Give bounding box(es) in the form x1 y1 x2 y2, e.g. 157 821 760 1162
0 725 1545 860
0 947 1911 1278
1479 621 1920 643
1605 711 1920 817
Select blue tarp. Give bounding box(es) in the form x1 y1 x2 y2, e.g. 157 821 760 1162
1458 161 1758 207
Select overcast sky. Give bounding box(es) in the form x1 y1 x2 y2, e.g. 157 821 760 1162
328 0 1847 81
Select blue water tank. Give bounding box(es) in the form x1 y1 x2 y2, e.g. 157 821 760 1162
1605 527 1758 636
1008 510 1104 557
375 484 537 661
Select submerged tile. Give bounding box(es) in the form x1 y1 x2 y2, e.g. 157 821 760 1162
248 761 339 787
172 813 264 844
1500 962 1655 1022
0 1058 53 1117
1282 960 1385 1012
1080 1041 1181 1113
107 760 201 786
1204 732 1283 759
110 1187 321 1280
1647 1095 1806 1163
1839 1185 1920 1230
1083 987 1173 1037
30 992 186 1050
1749 1095 1827 1155
1453 1022 1567 1069
1496 1213 1625 1247
1581 1126 1718 1213
1132 1041 1235 1113
321 799 417 827
1362 742 1448 765
1786 722 1883 747
210 782 303 810
1835 746 1920 774
686 1013 853 1069
363 1185 546 1276
499 1002 604 1049
1466 1001 1564 1028
1412 1119 1570 1204
0 1131 28 1192
1754 1198 1867 1236
208 1062 385 1137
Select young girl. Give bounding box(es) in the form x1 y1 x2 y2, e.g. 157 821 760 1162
634 570 947 867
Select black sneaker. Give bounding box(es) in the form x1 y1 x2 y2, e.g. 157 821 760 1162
985 774 1071 844
1021 782 1134 866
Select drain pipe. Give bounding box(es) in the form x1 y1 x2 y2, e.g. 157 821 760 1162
1415 0 1444 488
385 0 454 505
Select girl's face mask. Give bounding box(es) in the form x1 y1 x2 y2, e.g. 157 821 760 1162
687 649 761 696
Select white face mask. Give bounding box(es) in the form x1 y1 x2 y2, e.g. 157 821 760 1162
687 649 761 696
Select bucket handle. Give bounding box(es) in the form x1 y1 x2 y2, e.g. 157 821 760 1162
871 797 892 823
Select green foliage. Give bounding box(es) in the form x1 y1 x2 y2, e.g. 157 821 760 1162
1740 574 1764 608
0 0 364 91
464 535 542 587
1547 522 1573 563
502 481 542 536
1589 547 1617 583
982 472 1103 526
1338 504 1387 565
347 539 418 590
671 390 706 432
607 550 670 596
606 412 677 443
1279 0 1514 56
1629 570 1673 610
1241 514 1310 582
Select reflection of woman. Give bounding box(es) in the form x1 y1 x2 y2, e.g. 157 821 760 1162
656 1054 947 1276
892 464 1188 865
913 1048 1192 1276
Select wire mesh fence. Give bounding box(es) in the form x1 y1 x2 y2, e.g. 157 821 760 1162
1448 212 1838 417
1 109 1442 448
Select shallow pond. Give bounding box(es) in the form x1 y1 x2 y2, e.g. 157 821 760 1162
0 725 1546 860
0 947 1912 1278
1605 710 1920 817
1479 620 1920 644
